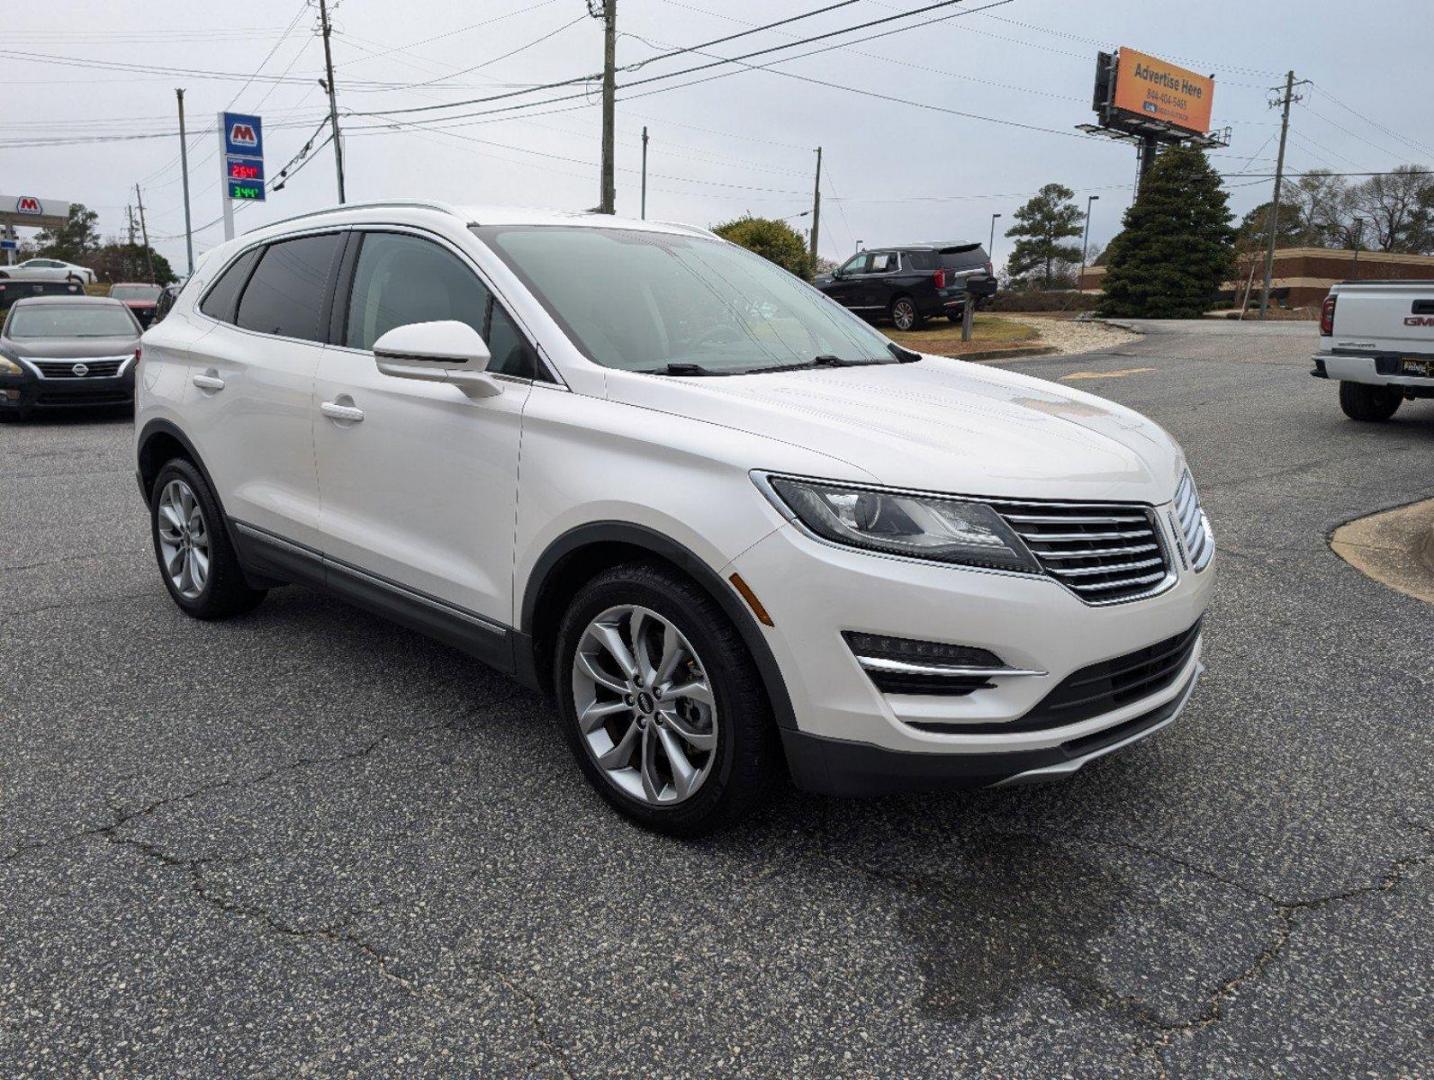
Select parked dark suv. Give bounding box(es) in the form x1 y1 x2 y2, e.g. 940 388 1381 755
816 242 995 330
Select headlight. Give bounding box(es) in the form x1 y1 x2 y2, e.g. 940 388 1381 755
0 355 21 376
763 476 1040 573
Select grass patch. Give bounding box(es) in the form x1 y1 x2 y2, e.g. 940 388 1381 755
886 314 1041 356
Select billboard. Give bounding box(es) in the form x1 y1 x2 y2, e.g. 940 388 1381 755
1111 48 1214 136
0 194 73 230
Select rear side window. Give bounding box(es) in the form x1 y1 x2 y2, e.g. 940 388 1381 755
906 250 938 272
199 247 261 323
235 233 343 342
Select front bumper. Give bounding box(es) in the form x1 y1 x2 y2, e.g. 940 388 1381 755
0 364 135 411
727 508 1214 793
783 660 1202 795
1314 352 1434 391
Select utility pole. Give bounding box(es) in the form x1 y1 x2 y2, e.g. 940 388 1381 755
1079 194 1100 276
134 185 157 282
809 146 822 266
126 205 136 247
175 88 195 277
595 0 617 214
1259 70 1307 320
640 126 649 219
318 0 346 204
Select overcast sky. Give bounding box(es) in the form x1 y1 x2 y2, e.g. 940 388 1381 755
6 0 1433 273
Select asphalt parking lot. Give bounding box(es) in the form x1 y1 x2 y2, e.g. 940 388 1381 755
2 319 1430 1078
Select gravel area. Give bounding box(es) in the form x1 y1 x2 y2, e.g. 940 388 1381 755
1021 315 1143 355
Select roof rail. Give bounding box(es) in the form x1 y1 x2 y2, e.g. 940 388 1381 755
243 200 465 235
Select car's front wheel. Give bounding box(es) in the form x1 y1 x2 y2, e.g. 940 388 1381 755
890 296 924 331
1339 381 1402 422
554 564 780 836
150 459 266 619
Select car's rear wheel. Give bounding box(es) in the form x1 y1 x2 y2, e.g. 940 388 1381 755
150 459 266 619
1338 381 1402 422
554 564 780 836
890 296 924 331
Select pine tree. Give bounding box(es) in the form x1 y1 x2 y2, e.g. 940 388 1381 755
1099 146 1236 318
1003 183 1084 289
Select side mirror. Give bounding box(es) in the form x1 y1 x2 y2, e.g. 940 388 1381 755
372 320 501 398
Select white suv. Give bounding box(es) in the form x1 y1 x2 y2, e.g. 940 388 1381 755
136 202 1215 835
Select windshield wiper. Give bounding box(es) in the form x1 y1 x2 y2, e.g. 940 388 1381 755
887 342 921 363
636 362 721 376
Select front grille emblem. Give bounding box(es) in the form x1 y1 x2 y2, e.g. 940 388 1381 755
71 362 89 377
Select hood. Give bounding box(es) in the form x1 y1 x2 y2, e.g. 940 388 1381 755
4 334 140 359
606 355 1185 505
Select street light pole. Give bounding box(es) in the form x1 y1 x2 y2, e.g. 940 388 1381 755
1079 194 1100 276
988 213 1002 262
175 88 194 278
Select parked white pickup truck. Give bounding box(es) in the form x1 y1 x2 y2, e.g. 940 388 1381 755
1312 280 1434 420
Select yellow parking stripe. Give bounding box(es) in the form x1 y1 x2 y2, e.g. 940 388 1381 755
1059 367 1157 382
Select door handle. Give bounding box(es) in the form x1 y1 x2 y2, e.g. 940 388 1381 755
192 372 224 391
320 400 365 423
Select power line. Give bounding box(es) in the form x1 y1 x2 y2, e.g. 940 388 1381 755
346 0 866 120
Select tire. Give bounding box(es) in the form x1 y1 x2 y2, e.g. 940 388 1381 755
1338 381 1402 422
150 458 266 619
890 296 924 331
554 563 781 836
947 308 965 324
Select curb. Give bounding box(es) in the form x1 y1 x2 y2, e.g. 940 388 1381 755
1328 497 1434 605
946 345 1059 364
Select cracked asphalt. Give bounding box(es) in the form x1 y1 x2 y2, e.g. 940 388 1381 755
2 319 1430 1078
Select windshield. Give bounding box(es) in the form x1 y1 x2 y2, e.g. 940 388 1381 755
473 225 900 374
6 305 138 339
111 285 162 301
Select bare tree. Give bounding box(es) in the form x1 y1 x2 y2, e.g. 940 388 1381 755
1352 165 1434 252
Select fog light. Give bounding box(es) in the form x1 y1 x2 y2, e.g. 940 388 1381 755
842 633 1046 697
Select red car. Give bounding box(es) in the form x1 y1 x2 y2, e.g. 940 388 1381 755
109 283 163 328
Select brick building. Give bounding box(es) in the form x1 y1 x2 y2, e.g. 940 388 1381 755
1077 247 1434 310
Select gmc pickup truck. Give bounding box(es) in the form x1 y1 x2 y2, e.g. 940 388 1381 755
1312 280 1434 421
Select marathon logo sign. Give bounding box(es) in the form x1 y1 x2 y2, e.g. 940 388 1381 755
16 196 43 215
222 111 264 158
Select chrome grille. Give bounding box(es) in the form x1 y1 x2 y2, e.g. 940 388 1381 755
997 501 1171 604
32 358 126 378
1172 472 1213 572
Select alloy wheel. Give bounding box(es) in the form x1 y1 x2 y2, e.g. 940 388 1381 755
571 605 719 806
893 299 915 330
156 479 211 600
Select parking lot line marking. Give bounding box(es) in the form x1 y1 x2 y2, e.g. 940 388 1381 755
1059 367 1157 381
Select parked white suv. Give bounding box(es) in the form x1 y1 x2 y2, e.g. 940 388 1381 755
136 202 1215 834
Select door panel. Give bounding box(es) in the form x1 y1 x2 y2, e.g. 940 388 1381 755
314 352 530 623
186 324 324 547
185 233 342 549
314 229 532 625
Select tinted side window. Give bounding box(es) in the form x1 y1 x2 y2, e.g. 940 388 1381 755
907 251 938 272
344 232 488 351
485 302 536 379
199 247 261 324
235 233 343 342
868 252 897 273
837 254 869 276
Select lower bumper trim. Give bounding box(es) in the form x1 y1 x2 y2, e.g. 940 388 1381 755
782 663 1201 797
